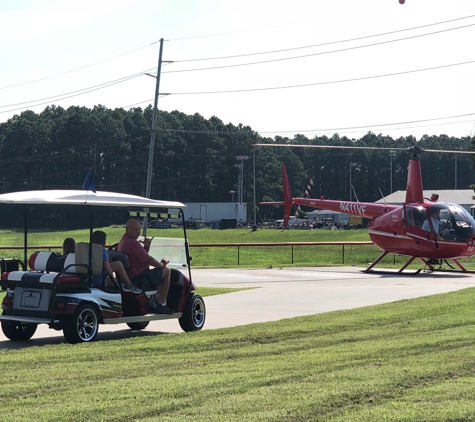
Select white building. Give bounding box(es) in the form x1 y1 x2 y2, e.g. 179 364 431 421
305 209 349 223
376 189 475 214
183 202 247 223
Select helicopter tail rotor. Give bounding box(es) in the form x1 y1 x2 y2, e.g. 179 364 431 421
295 177 314 219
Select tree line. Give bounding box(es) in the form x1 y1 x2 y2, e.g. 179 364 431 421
0 104 474 228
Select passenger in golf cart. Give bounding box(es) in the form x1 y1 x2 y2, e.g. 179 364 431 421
118 219 174 314
91 230 142 294
62 238 76 255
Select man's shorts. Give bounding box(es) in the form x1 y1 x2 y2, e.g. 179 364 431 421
131 268 163 290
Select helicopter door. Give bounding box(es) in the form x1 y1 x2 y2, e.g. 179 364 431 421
402 205 427 231
403 204 436 244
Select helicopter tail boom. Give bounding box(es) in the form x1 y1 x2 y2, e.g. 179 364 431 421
292 197 396 219
260 166 398 226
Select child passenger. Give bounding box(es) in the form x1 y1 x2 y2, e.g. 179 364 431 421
91 230 142 293
62 238 76 255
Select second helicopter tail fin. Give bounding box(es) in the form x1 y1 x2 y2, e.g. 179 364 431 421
282 165 293 228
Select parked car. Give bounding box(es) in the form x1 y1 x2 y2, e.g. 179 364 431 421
0 190 206 344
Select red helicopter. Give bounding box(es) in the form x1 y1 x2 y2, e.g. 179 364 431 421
258 144 475 274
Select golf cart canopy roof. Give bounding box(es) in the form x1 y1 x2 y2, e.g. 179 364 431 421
0 190 186 209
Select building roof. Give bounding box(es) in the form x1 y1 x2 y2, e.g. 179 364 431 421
376 190 475 206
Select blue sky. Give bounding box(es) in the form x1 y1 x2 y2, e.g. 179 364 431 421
1 0 475 140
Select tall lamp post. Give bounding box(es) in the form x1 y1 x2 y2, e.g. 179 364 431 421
454 148 461 189
252 146 260 231
389 150 396 194
236 156 249 203
349 162 357 201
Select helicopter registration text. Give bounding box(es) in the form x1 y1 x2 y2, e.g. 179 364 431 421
340 202 366 215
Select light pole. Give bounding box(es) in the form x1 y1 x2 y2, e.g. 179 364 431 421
236 156 249 203
253 146 260 231
389 150 396 194
349 162 357 201
230 190 235 202
454 148 461 189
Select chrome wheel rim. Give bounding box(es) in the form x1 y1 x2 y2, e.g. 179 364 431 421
191 297 205 328
77 308 98 341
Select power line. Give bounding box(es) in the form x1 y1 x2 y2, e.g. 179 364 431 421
1 97 472 149
280 118 475 137
167 59 475 95
166 22 296 42
142 112 475 137
0 68 156 111
4 150 151 185
5 13 471 93
3 18 473 117
163 23 475 74
174 14 475 63
0 41 162 91
0 127 148 165
3 55 472 116
256 112 475 135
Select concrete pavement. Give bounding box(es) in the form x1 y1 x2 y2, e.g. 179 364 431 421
2 266 475 347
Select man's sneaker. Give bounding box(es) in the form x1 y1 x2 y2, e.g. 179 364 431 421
152 304 174 314
122 283 142 294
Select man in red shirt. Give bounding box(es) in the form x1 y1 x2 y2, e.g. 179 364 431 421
118 219 173 314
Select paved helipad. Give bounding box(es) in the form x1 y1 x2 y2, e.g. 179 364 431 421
2 266 475 348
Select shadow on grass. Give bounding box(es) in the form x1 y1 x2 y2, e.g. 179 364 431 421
0 328 174 350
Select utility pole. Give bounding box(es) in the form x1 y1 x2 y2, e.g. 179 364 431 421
253 146 258 231
236 156 249 203
349 162 357 201
389 150 396 194
454 148 461 189
143 38 164 237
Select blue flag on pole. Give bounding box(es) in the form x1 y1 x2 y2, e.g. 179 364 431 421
82 169 96 193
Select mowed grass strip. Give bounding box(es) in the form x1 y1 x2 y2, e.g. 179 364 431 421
2 288 475 421
3 227 475 269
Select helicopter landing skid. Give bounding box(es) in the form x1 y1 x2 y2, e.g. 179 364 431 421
420 258 475 274
363 252 422 275
363 252 474 275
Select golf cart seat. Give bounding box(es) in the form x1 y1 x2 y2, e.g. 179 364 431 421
107 250 130 269
1 251 84 287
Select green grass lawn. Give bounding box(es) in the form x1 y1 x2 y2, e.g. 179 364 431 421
0 226 371 246
2 227 475 270
2 228 475 420
2 288 475 421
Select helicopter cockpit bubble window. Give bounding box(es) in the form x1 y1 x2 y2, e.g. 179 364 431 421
431 203 475 242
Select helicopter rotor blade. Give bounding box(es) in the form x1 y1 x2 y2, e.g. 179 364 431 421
254 144 475 155
254 144 409 152
420 148 475 154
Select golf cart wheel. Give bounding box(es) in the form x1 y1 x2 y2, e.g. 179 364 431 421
63 303 99 344
179 293 205 332
1 320 37 341
127 321 150 330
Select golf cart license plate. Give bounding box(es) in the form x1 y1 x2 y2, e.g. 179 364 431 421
13 288 52 310
21 290 42 308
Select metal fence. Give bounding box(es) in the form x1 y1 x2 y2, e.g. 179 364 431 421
3 242 475 269
189 241 375 266
0 242 375 267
